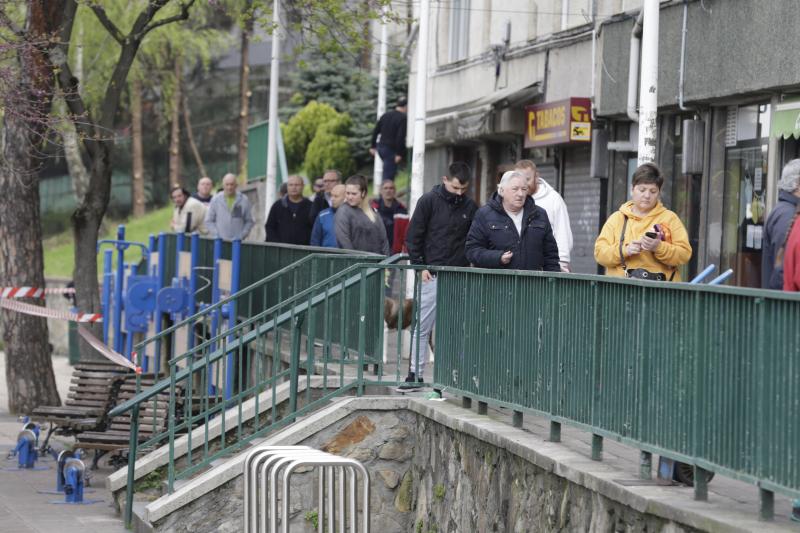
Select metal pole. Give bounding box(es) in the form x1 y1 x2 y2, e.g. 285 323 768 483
101 249 113 345
637 0 660 165
264 0 281 222
113 225 125 353
409 0 430 212
373 6 389 191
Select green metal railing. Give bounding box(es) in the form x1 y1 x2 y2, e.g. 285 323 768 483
156 235 378 315
112 258 426 526
113 260 800 526
434 267 800 518
139 251 384 379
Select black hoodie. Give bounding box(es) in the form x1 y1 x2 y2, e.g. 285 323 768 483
405 184 477 267
465 193 560 271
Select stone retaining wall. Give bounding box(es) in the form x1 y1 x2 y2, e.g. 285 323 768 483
150 405 703 533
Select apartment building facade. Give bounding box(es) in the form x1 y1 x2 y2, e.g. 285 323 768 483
410 0 800 284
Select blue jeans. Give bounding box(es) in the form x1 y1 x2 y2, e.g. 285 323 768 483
377 144 398 181
409 277 436 378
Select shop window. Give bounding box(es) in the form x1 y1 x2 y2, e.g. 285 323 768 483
722 103 770 288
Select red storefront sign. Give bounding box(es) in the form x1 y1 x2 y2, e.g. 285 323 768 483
524 97 592 148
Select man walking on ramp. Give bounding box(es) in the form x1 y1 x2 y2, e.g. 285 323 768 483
402 161 477 390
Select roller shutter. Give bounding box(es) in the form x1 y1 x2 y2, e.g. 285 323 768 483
561 145 600 274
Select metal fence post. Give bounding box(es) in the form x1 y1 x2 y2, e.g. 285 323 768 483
591 434 603 461
124 403 140 528
289 313 304 414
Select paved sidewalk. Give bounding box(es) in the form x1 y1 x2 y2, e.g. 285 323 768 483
0 352 127 533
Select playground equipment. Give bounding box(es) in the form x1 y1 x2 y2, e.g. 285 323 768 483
6 417 43 469
98 227 245 400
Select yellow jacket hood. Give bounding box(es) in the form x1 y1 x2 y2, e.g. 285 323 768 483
594 201 692 280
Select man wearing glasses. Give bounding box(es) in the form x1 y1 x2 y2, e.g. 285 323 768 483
309 169 343 225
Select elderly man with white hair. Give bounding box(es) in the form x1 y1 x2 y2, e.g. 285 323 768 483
762 159 800 289
465 170 560 271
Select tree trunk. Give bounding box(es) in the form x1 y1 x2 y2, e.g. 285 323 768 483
168 53 183 187
72 151 111 362
0 0 65 413
237 1 253 180
359 0 371 70
0 117 61 413
182 90 207 179
131 78 146 217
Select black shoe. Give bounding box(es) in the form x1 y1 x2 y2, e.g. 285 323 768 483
397 374 421 391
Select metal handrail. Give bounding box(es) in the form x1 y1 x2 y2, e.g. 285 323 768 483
119 254 409 527
135 253 378 350
111 255 404 418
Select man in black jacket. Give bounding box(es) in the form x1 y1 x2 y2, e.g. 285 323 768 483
466 170 560 271
762 159 800 289
401 161 478 389
265 175 313 245
370 97 407 182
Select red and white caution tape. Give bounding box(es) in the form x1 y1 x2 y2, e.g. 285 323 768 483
77 326 141 374
0 287 76 299
0 298 102 322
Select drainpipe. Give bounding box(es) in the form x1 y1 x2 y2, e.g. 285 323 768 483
373 6 389 191
637 0 659 165
678 0 689 111
409 0 430 212
264 0 281 221
589 0 597 119
626 10 644 123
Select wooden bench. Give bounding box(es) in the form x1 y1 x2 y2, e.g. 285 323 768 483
31 361 131 451
76 375 183 468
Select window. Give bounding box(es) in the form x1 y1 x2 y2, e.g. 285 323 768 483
448 0 470 62
721 104 771 288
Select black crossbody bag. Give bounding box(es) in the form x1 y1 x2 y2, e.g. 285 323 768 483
618 215 675 281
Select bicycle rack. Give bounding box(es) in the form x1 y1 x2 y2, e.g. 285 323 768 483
243 445 370 533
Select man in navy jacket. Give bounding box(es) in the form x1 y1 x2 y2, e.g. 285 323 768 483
466 170 560 271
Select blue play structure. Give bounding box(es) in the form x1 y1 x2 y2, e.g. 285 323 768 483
61 449 87 503
98 227 241 398
7 417 41 469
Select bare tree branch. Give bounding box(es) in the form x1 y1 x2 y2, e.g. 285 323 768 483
86 3 124 44
48 1 100 157
141 0 197 37
0 7 24 38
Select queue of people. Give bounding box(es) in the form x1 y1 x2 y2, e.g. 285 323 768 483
170 157 800 300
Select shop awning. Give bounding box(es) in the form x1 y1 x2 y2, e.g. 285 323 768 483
770 99 800 139
426 83 541 142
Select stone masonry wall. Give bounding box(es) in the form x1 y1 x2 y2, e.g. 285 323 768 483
152 408 703 533
153 409 418 533
408 415 701 533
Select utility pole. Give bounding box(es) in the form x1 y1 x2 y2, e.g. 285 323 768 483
264 0 281 221
373 6 389 192
409 0 430 212
637 0 659 165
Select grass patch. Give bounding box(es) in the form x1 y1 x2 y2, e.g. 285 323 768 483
304 510 319 529
44 206 172 279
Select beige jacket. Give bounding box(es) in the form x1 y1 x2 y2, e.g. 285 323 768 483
171 196 208 234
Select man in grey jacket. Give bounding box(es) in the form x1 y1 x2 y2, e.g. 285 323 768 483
205 173 254 241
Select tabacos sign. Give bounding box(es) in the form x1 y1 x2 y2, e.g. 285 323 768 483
524 97 592 148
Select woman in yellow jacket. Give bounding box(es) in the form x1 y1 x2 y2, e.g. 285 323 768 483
595 163 692 281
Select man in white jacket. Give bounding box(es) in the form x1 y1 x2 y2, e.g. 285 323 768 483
515 160 573 272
